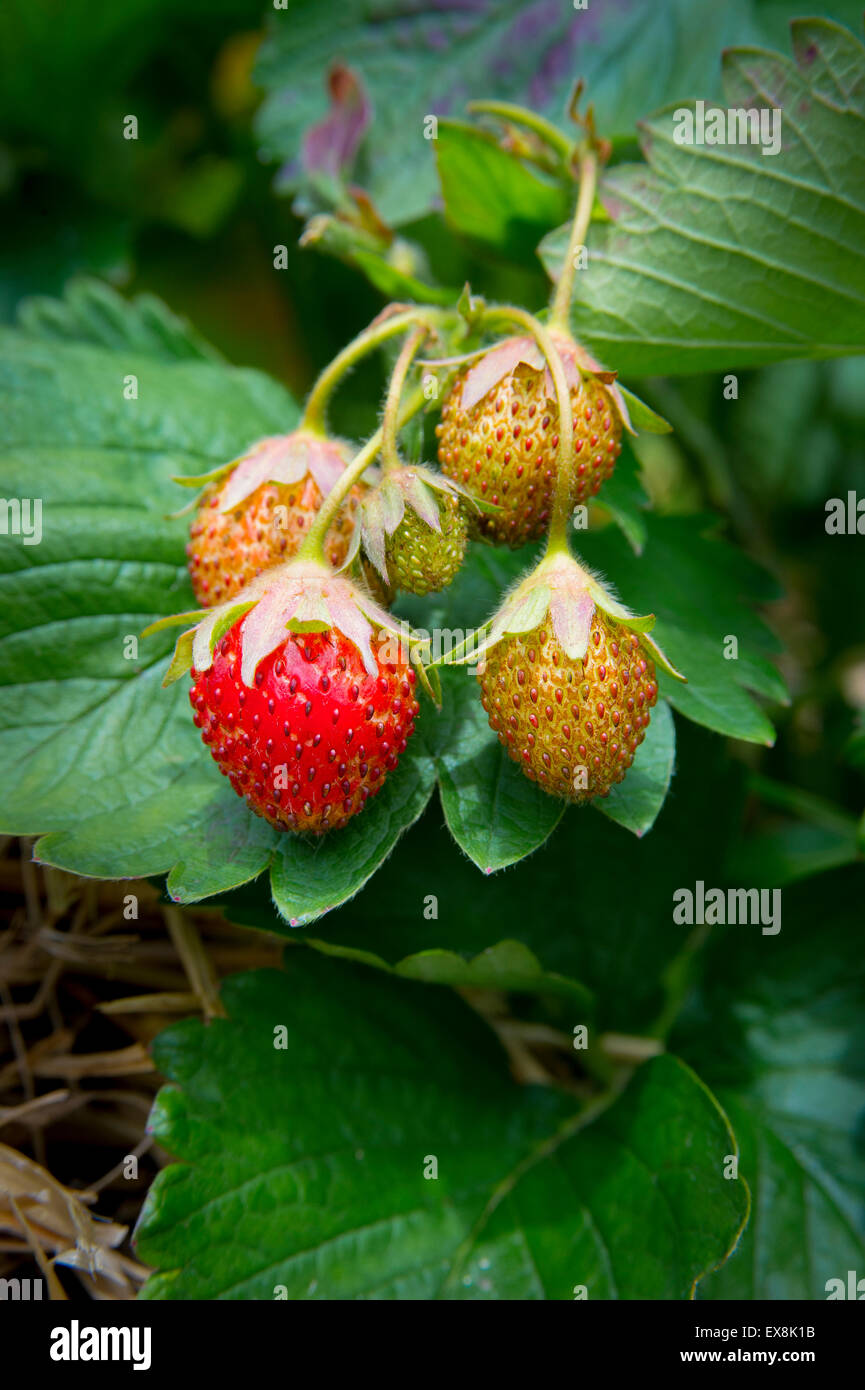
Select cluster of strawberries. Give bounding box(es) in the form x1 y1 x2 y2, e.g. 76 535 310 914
162 318 677 836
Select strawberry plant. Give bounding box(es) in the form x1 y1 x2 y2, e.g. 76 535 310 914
0 4 863 1307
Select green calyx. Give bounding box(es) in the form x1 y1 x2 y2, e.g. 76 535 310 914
353 463 477 594
147 555 440 703
426 549 687 683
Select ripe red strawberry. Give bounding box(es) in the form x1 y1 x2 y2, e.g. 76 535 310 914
185 431 364 606
471 552 683 801
436 332 628 546
173 562 420 835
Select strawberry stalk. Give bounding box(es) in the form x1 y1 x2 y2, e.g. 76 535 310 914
466 100 575 166
548 143 598 335
476 303 576 556
301 306 447 435
380 325 429 473
297 384 427 564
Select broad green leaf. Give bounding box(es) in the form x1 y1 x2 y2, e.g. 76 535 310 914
336 250 455 306
222 721 747 1035
166 800 277 903
673 868 865 1300
300 936 592 1010
453 1054 748 1300
729 822 861 885
136 952 747 1299
539 19 865 375
0 288 286 880
254 0 863 226
16 275 222 362
577 514 787 745
0 279 435 925
617 385 672 434
435 121 571 255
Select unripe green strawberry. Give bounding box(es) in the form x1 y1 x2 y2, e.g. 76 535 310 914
185 431 364 606
468 551 684 803
357 464 474 597
385 490 468 595
479 612 658 800
436 331 627 547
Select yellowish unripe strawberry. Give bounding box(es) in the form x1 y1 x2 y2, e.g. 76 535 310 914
472 552 684 801
436 331 628 546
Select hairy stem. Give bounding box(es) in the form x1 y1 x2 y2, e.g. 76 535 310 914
301 308 443 434
479 304 575 556
548 148 598 334
381 326 428 473
466 100 574 163
297 386 427 563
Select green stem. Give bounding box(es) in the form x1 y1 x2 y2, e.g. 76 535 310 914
466 100 574 164
298 385 427 563
381 326 428 473
301 308 443 434
479 304 575 556
548 148 597 334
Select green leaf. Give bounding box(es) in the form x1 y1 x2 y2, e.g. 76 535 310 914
135 952 747 1299
304 936 592 1010
255 0 862 226
425 666 565 873
673 868 865 1300
577 514 787 745
730 821 862 886
456 1054 748 1300
221 722 746 1035
16 275 222 362
599 698 676 837
617 385 672 434
344 250 456 306
435 121 572 255
165 800 277 902
539 19 865 375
